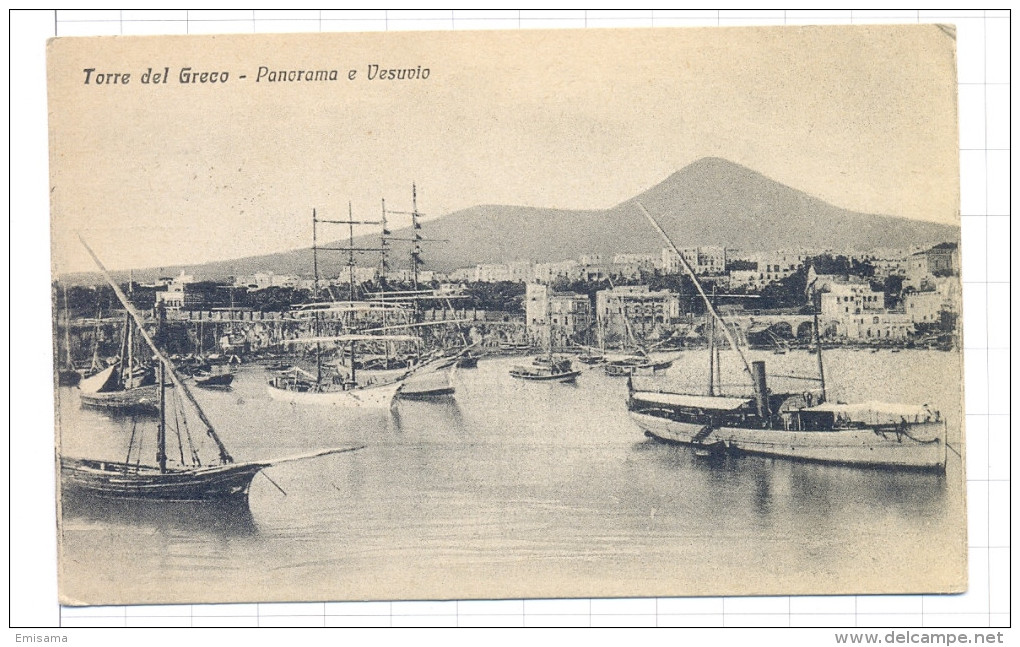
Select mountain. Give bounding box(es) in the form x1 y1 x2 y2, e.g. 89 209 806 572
64 157 959 284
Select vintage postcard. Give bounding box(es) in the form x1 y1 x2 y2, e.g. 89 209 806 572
48 25 965 606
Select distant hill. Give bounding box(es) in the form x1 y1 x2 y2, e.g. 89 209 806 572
63 157 959 284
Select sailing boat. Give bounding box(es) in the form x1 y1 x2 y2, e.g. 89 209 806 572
62 238 365 502
78 309 160 414
600 280 679 377
267 204 447 407
509 321 581 383
625 204 948 471
267 332 425 408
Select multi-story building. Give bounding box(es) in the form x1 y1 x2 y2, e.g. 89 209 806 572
525 283 593 349
533 259 582 284
612 253 660 272
349 266 380 285
595 285 680 341
816 278 914 340
155 271 194 310
925 242 960 275
728 251 807 291
905 242 959 289
818 281 885 319
838 311 913 340
901 290 944 325
660 246 726 275
469 261 534 283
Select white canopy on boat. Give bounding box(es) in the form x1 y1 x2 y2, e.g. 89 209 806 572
803 401 938 423
631 391 753 411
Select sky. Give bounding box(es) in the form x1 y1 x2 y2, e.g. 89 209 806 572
47 25 960 274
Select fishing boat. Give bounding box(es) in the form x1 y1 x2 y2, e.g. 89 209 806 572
604 353 676 377
626 203 948 472
62 238 365 503
510 354 581 382
192 371 235 388
599 291 678 377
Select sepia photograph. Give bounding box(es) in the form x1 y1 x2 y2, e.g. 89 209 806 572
46 24 967 607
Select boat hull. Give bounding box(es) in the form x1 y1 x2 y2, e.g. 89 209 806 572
79 384 160 415
630 411 947 471
397 367 456 399
397 386 456 399
60 458 267 502
266 381 401 408
194 373 235 388
509 369 581 383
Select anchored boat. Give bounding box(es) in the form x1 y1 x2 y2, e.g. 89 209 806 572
510 354 581 382
63 238 365 503
627 203 948 472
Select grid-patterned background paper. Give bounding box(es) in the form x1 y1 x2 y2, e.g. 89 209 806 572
36 9 1011 629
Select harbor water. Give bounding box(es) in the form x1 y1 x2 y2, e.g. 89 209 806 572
56 349 966 605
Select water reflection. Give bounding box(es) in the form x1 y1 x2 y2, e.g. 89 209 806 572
637 437 949 522
56 351 966 601
61 491 258 538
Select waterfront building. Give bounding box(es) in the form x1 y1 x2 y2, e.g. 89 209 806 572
595 285 680 341
901 289 944 325
818 280 885 318
525 283 593 349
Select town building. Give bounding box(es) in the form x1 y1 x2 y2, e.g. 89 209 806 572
905 242 960 289
901 289 944 325
525 283 593 349
815 277 915 340
612 253 660 271
818 281 885 320
727 251 807 291
533 260 582 284
661 246 727 276
595 285 680 342
155 271 194 310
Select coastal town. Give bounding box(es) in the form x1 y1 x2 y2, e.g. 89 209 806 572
57 239 960 362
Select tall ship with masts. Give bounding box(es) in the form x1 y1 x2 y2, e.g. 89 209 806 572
62 238 363 503
266 189 462 407
626 204 948 471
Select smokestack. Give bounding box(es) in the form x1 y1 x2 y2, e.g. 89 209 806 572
752 360 769 418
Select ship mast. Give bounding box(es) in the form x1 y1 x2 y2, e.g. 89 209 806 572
380 198 390 284
410 183 422 292
814 310 827 402
79 235 234 465
61 284 73 371
156 361 167 473
636 202 759 401
312 208 320 300
707 290 715 396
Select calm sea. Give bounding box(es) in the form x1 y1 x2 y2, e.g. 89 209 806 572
56 349 966 605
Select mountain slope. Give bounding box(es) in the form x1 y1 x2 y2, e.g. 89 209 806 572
64 157 959 283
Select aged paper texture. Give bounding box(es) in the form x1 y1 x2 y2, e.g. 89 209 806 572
49 25 965 606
